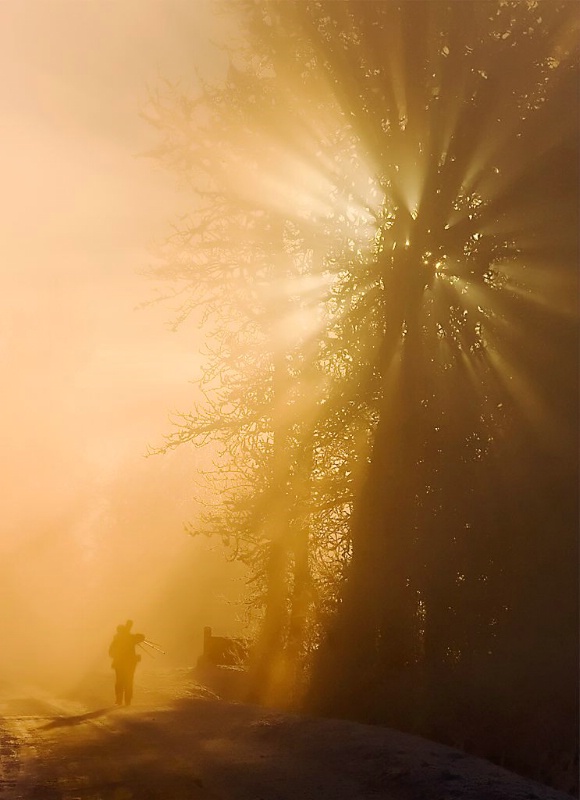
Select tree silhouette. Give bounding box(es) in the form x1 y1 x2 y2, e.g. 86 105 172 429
147 0 578 788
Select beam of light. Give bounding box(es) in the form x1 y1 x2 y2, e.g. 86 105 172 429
499 260 579 319
147 5 579 671
462 16 580 202
484 345 569 453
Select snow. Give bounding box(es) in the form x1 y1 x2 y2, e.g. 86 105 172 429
0 667 575 799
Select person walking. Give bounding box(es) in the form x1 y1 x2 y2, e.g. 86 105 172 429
108 620 145 706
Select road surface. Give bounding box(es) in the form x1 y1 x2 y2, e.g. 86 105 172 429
0 667 575 800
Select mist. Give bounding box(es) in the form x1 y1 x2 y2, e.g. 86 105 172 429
0 0 241 695
0 2 577 795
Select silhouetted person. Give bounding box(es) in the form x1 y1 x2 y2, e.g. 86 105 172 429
108 619 145 706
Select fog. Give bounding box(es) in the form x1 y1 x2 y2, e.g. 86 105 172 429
0 1 242 692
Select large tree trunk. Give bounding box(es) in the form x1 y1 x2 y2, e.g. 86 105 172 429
307 242 428 722
246 535 290 704
246 339 293 704
306 405 419 721
284 438 313 692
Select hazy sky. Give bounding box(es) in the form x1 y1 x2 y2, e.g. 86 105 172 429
0 1 242 686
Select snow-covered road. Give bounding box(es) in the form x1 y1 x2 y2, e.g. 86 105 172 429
0 669 575 800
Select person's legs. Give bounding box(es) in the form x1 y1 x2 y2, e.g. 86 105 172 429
124 666 136 706
114 668 124 705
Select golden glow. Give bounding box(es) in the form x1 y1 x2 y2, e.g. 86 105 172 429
2 0 575 717
0 2 242 695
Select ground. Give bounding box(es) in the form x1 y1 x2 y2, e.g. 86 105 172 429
0 667 575 800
